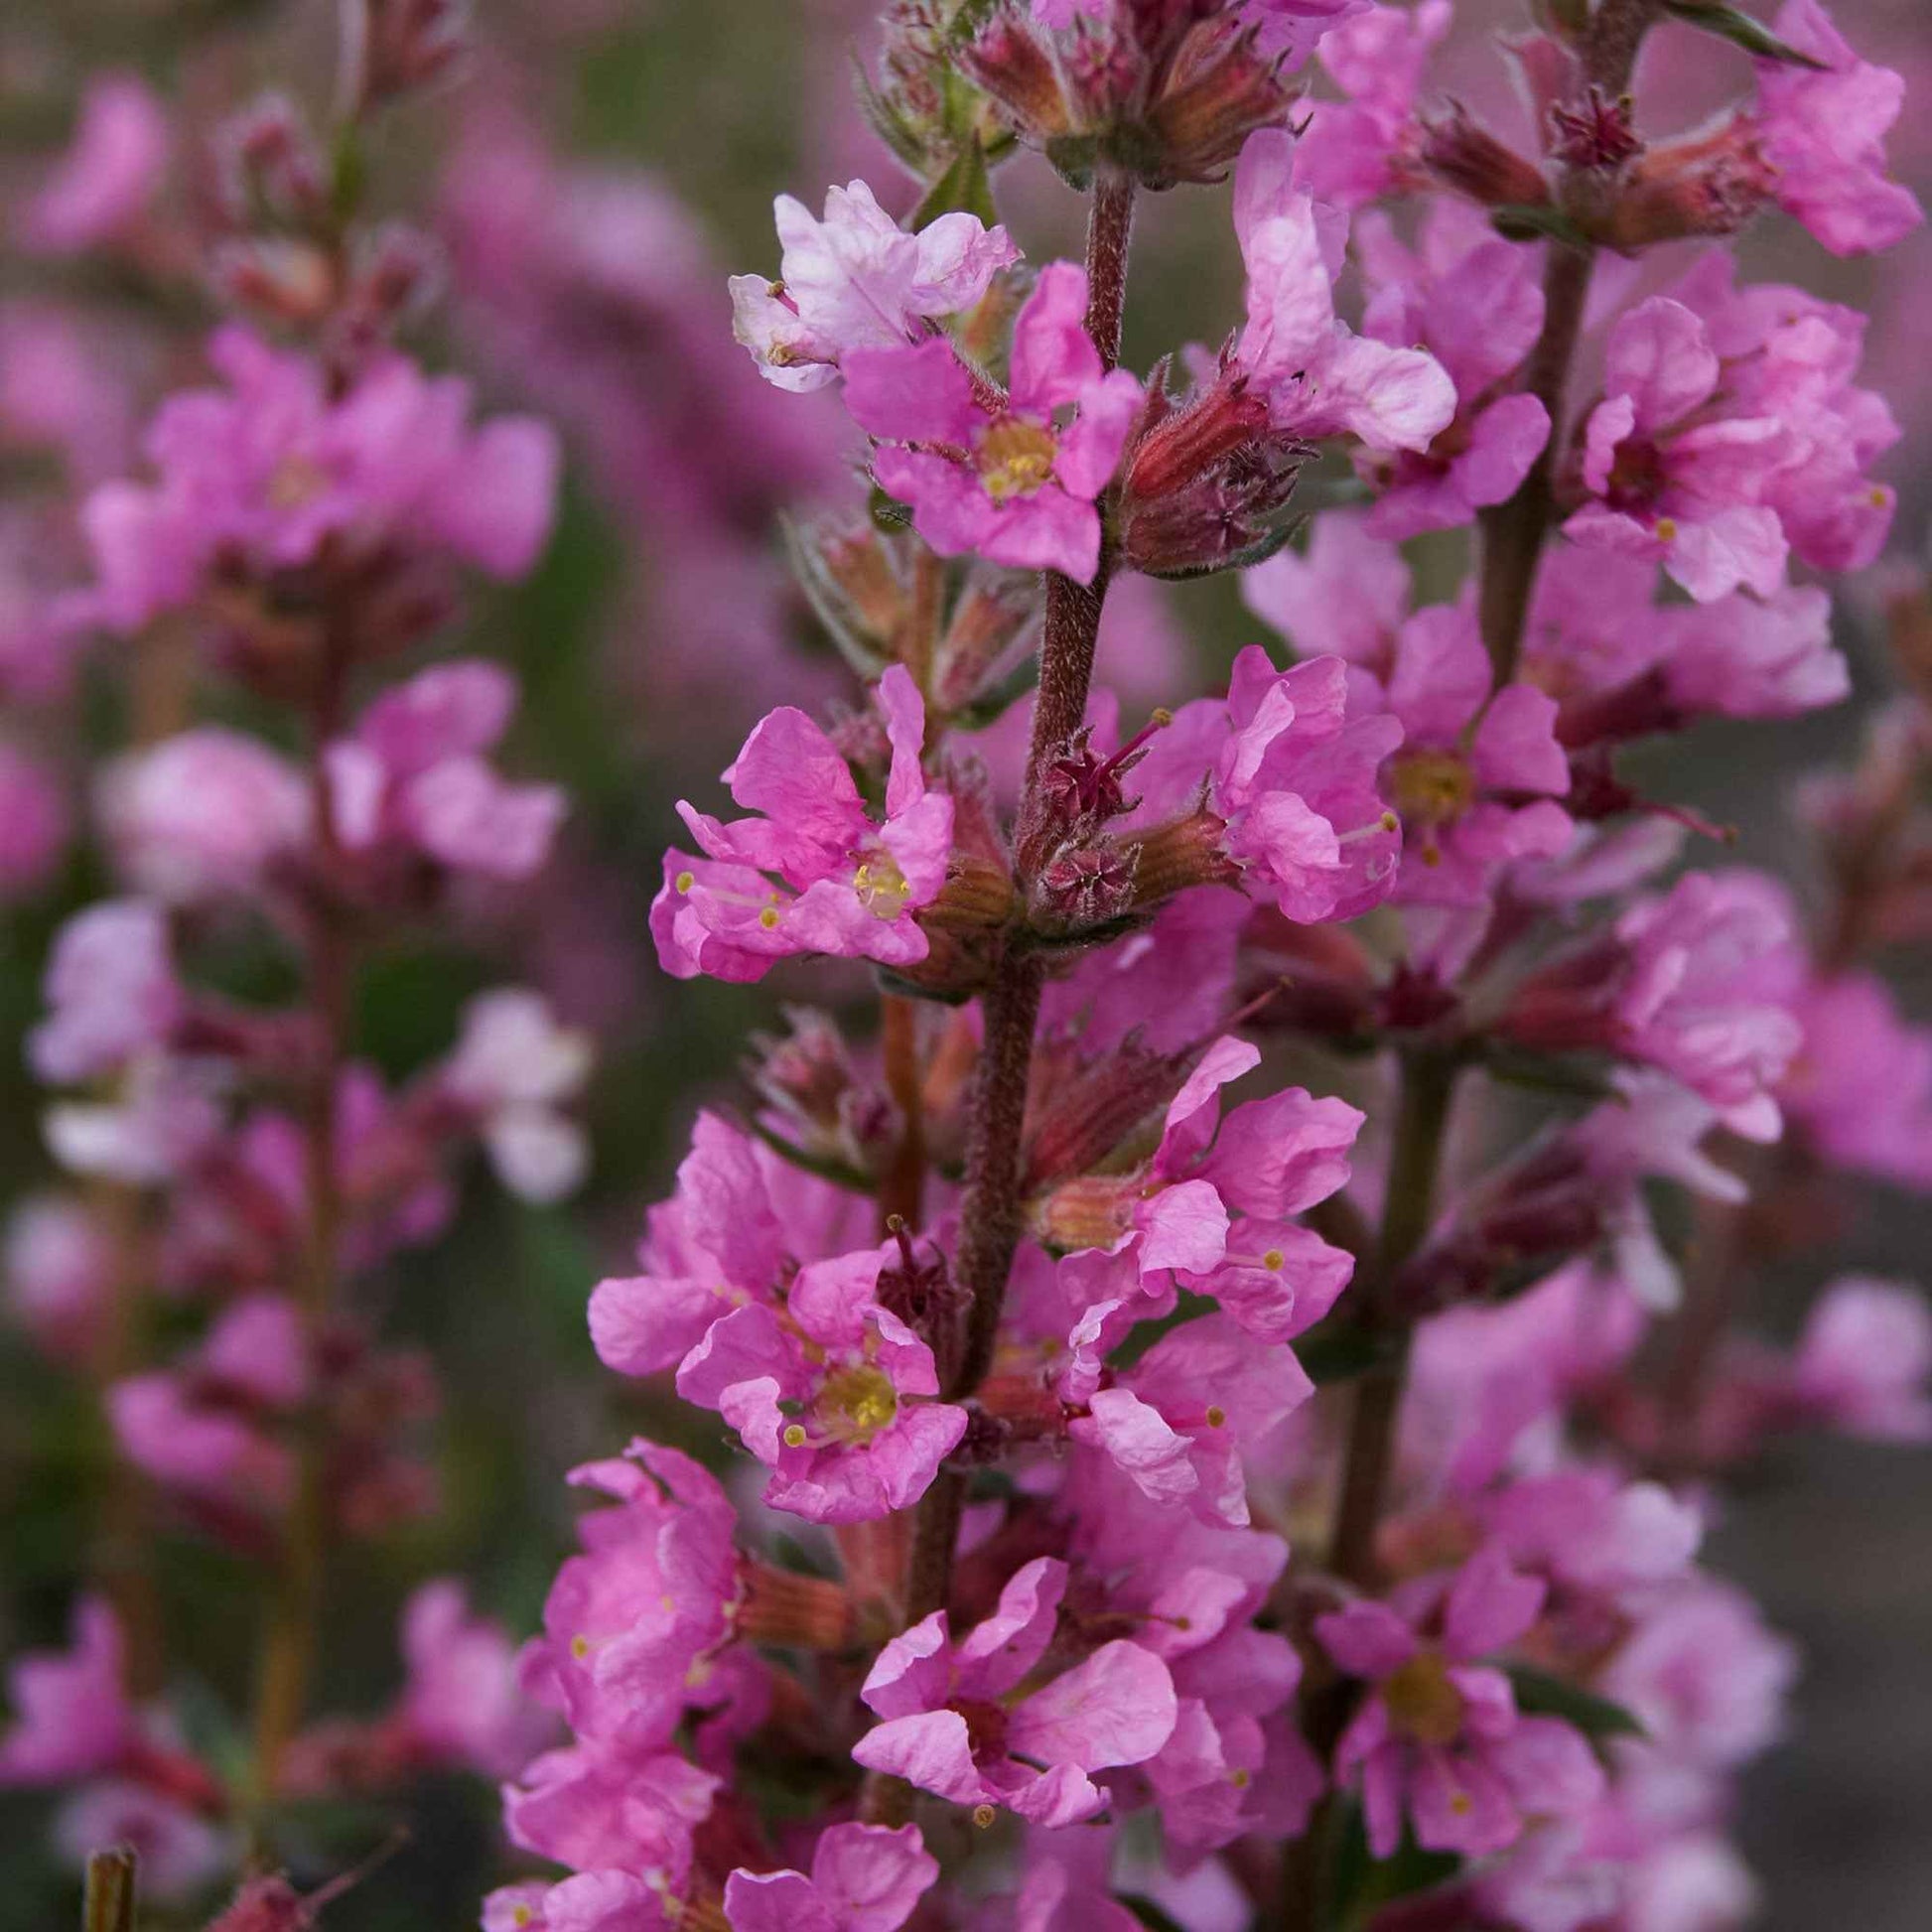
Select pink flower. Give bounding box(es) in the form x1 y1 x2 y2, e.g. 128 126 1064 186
501 1739 720 1909
1316 1546 1604 1859
1123 648 1404 924
442 990 593 1202
108 1295 307 1516
1372 601 1572 907
98 729 309 903
1292 2 1451 209
1677 260 1899 578
1502 870 1804 1143
52 1782 229 1904
676 1241 967 1523
651 666 954 982
852 1556 1177 1825
1752 1 1923 257
80 329 559 630
1564 297 1790 604
0 1596 135 1785
731 181 1019 392
399 1581 555 1778
1069 1313 1317 1526
843 263 1143 580
1353 208 1553 538
519 1442 741 1749
1781 973 1932 1188
1786 1277 1932 1442
29 899 183 1084
1035 1034 1361 1328
723 1822 938 1932
21 75 170 255
1599 1581 1796 1770
1243 0 1375 66
1233 130 1456 455
590 1110 871 1382
326 661 567 884
4 1194 115 1364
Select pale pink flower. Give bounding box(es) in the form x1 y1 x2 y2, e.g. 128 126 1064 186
442 990 593 1202
1781 973 1932 1188
21 76 170 254
1292 2 1452 209
399 1581 556 1778
0 1596 135 1785
326 661 567 883
29 899 183 1085
731 181 1018 392
1786 1277 1932 1442
98 729 309 903
1234 130 1456 456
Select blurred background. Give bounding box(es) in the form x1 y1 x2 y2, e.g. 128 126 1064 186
0 1 1928 1925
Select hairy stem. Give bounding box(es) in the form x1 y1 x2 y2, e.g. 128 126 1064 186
859 179 1136 1832
949 166 1136 1409
244 638 354 1838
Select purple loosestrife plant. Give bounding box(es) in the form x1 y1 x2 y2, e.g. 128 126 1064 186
2 1 1929 1928
483 2 1930 1929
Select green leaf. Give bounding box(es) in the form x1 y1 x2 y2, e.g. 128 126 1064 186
1297 1324 1392 1385
1120 1898 1189 1932
1662 0 1829 68
1140 518 1303 582
869 484 916 533
1490 202 1591 249
912 138 998 231
1478 1042 1620 1101
1504 1664 1648 1743
1322 1801 1464 1932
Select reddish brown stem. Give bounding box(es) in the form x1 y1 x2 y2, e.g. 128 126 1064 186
244 632 354 1839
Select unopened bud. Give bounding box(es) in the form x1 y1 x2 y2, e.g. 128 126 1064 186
1600 125 1773 249
737 1558 856 1649
208 237 339 327
960 16 1072 143
1030 837 1140 938
1422 105 1554 210
1146 16 1297 186
215 93 327 225
1128 805 1238 908
343 0 471 116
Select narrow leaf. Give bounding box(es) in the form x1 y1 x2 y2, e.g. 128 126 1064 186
1504 1663 1648 1741
1663 0 1829 68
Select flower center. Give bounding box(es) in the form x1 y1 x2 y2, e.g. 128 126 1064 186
267 455 331 510
955 1697 1012 1761
815 1363 898 1444
852 851 912 918
1381 1649 1467 1747
1605 435 1665 511
976 417 1059 502
1392 751 1476 866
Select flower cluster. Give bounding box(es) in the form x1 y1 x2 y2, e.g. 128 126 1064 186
3 1 1929 1928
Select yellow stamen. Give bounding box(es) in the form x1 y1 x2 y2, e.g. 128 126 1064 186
976 417 1058 502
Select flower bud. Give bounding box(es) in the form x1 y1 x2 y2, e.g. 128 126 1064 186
960 14 1072 145
1029 836 1140 938
344 0 471 115
1422 105 1554 210
1599 125 1774 249
1145 16 1297 186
